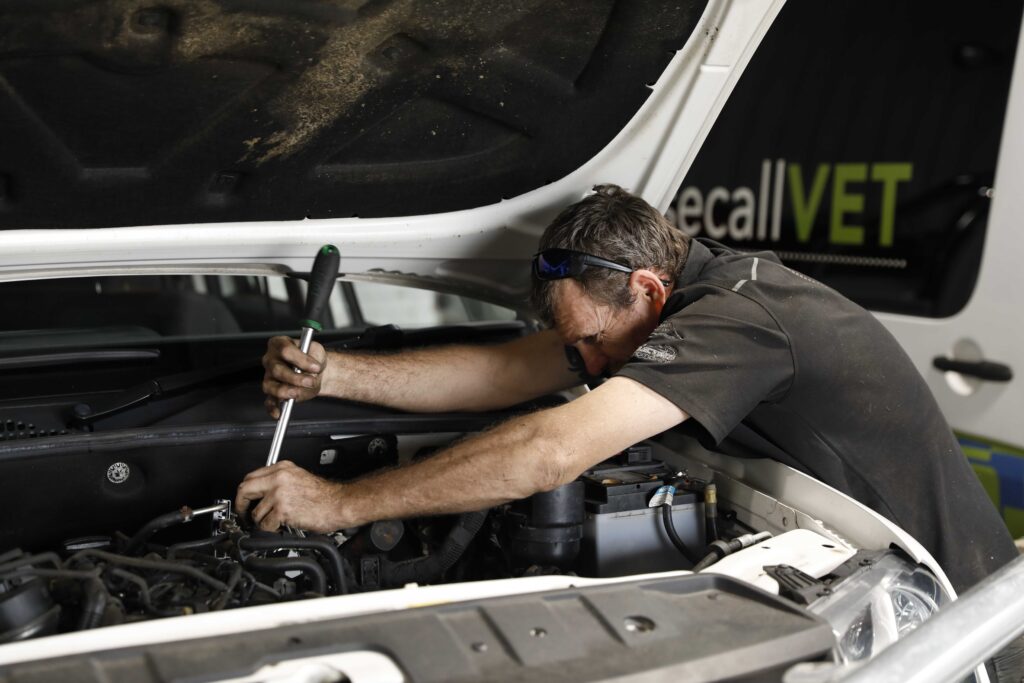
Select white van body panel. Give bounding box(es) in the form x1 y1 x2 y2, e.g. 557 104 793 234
876 17 1024 451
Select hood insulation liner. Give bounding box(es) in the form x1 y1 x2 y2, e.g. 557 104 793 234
0 0 706 228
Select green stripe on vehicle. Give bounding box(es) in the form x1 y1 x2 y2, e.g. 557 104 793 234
958 431 1024 538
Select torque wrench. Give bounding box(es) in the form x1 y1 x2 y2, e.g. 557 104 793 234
266 244 340 466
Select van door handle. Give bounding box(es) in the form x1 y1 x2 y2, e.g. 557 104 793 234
932 356 1013 382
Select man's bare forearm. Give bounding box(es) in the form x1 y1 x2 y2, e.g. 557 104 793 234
318 330 578 413
330 414 569 527
318 345 502 412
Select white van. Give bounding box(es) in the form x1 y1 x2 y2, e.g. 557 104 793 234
0 1 1020 681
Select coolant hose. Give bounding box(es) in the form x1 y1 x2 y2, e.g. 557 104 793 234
239 534 348 595
380 511 487 587
124 509 190 555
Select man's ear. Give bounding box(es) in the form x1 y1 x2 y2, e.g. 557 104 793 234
629 269 670 310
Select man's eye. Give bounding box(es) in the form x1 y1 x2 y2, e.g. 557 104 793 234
582 335 599 345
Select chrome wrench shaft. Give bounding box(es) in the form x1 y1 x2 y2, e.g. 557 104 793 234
266 326 316 466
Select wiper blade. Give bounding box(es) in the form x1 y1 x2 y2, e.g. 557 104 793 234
0 349 160 370
70 359 256 427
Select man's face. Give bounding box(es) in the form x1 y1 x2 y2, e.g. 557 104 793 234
551 278 663 378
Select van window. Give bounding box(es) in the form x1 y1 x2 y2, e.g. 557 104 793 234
669 0 1021 318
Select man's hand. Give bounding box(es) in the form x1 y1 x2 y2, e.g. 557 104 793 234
262 336 328 418
235 461 345 533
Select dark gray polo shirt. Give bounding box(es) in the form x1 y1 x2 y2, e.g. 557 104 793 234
616 238 1016 592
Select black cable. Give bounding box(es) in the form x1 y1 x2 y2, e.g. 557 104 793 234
69 550 229 593
106 568 184 618
692 532 774 572
167 536 229 559
213 563 243 611
661 504 700 564
123 510 191 555
692 551 720 572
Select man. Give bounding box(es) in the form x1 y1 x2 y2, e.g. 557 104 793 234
237 183 1017 595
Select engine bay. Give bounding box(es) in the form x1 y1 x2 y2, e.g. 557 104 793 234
0 326 812 653
0 439 750 644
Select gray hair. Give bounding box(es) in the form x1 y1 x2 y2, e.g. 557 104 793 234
529 184 690 326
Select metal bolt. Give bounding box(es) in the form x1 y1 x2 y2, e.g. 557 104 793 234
529 627 547 638
623 616 656 634
368 437 388 457
471 642 488 653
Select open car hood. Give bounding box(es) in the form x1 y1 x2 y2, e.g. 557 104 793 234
0 0 783 309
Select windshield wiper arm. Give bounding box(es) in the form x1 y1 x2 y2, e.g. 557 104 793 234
70 359 256 427
0 349 160 370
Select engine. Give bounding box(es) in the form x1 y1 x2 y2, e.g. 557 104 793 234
0 448 724 644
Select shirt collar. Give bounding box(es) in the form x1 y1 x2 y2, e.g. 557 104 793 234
660 238 714 321
675 238 713 288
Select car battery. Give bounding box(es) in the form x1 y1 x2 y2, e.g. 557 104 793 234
578 452 704 577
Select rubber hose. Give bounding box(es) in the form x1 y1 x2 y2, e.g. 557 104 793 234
212 563 243 611
168 536 229 559
124 510 189 555
661 504 700 564
244 556 327 596
70 550 229 592
692 551 721 572
76 578 107 631
380 511 486 588
239 534 347 595
0 552 62 576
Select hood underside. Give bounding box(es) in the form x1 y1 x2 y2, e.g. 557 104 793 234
0 0 705 229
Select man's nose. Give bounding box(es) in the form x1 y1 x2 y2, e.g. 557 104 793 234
579 347 607 377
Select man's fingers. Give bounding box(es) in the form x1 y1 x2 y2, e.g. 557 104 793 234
259 510 282 532
235 485 259 515
235 470 276 513
262 375 308 403
277 340 322 375
251 495 276 528
261 337 325 415
270 362 318 389
236 461 322 531
242 461 296 483
263 395 282 419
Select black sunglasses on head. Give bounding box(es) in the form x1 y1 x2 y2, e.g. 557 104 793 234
532 248 672 286
532 248 632 280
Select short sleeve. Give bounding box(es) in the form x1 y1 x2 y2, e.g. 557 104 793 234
615 291 793 443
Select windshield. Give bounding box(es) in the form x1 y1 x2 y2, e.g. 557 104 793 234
0 274 515 354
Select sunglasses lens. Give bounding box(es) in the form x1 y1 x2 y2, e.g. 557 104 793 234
535 250 572 279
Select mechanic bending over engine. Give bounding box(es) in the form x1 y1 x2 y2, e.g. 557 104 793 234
237 183 1018 597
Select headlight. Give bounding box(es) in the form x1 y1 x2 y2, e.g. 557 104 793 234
808 552 949 664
